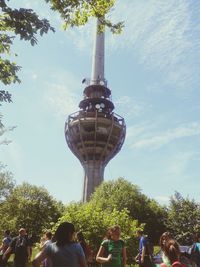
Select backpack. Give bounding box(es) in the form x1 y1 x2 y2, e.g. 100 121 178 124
145 238 154 257
85 244 93 263
191 242 200 255
161 261 186 267
2 236 12 253
172 261 186 267
14 236 28 257
190 242 200 265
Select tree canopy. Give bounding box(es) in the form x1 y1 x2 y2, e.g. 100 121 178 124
0 167 64 240
0 0 55 132
166 191 200 244
0 0 123 130
56 201 140 265
45 0 124 33
0 163 15 202
89 178 167 243
0 0 122 90
0 0 54 87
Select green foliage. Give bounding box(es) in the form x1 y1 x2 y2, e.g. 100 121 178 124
0 90 12 137
89 178 167 243
45 0 124 33
0 124 16 145
0 181 64 240
0 0 54 87
0 0 122 131
0 0 54 138
0 90 12 103
0 164 15 234
0 164 15 202
55 201 140 265
166 191 200 244
0 0 123 90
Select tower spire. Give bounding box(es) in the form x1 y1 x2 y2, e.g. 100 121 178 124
91 18 105 85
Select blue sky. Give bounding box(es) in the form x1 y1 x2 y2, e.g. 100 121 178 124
1 0 200 205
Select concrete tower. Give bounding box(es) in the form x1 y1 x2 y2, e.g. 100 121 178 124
65 19 126 202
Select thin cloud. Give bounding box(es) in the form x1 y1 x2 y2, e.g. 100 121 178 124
154 195 170 204
166 151 194 177
126 123 151 140
44 71 80 117
109 0 200 90
16 0 200 93
2 141 24 175
129 122 200 149
115 96 146 119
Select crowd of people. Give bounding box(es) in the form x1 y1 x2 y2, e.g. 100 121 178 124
0 223 200 267
0 228 31 267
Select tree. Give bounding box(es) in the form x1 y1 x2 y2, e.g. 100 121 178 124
2 182 64 239
166 192 200 244
45 0 124 33
56 201 140 265
0 0 54 86
0 0 55 131
0 0 122 128
0 90 13 143
0 0 122 90
0 164 15 234
89 178 167 243
0 164 15 202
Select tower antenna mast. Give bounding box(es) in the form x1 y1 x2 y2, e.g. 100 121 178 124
91 18 105 86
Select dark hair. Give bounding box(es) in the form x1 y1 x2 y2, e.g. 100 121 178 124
194 233 200 242
54 222 75 246
46 231 52 240
4 230 10 236
77 231 85 242
165 239 180 264
136 230 144 235
77 231 88 256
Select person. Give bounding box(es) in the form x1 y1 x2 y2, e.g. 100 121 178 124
159 232 173 265
0 230 12 267
190 233 200 267
40 231 53 267
159 239 183 267
96 225 126 267
40 231 52 250
159 233 194 267
76 231 93 265
135 230 152 267
3 228 31 267
32 222 87 267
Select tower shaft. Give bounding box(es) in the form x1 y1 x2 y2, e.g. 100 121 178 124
82 162 104 202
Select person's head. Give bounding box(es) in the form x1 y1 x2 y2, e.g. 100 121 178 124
4 230 10 236
136 230 144 238
45 231 52 240
77 231 85 243
194 233 200 242
54 222 75 246
160 232 172 251
164 239 180 264
107 225 121 241
19 228 26 236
